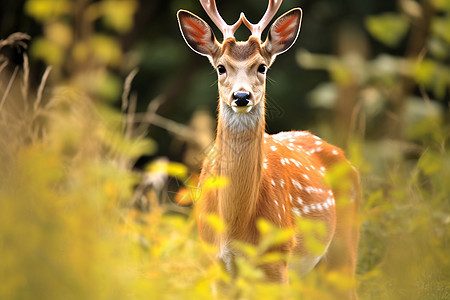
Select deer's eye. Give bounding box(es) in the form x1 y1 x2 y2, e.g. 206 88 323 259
217 65 226 75
257 64 267 74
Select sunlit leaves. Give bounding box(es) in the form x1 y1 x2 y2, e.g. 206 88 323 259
295 218 328 255
30 37 64 67
404 98 444 143
431 0 450 11
432 17 450 43
25 0 71 21
99 127 156 160
410 58 450 99
26 0 136 99
204 214 226 234
90 35 123 67
418 149 443 175
202 176 230 190
324 161 354 193
100 0 138 33
31 21 73 66
45 21 72 48
365 13 410 47
0 145 137 299
257 218 295 251
147 160 188 180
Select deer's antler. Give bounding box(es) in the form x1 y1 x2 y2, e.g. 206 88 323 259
199 0 243 40
199 0 283 40
242 0 283 39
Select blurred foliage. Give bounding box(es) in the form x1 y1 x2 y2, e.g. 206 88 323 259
0 0 449 299
366 13 410 47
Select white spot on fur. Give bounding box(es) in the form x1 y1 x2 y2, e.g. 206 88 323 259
326 197 335 207
291 179 303 190
295 132 309 137
292 207 301 217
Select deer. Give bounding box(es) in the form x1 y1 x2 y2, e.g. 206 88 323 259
177 0 360 298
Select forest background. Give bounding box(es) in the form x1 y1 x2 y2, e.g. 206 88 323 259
0 0 449 299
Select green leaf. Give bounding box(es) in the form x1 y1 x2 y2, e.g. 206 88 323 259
101 0 138 33
87 71 123 102
365 13 410 47
202 176 229 190
256 218 272 236
259 252 285 265
431 0 450 11
412 59 438 86
418 149 442 175
147 161 187 179
204 214 226 234
98 126 157 159
90 34 122 66
30 38 64 66
232 240 258 258
432 17 450 43
25 0 71 21
257 218 295 251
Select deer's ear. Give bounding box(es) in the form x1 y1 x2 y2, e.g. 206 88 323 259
177 10 220 59
264 8 302 60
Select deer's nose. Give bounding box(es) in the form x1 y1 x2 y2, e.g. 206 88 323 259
232 91 251 107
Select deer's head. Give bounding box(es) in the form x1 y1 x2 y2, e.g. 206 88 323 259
177 0 301 119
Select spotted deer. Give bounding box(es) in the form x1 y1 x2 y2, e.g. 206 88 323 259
177 0 360 298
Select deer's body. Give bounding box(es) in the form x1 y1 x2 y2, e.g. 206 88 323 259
178 1 360 298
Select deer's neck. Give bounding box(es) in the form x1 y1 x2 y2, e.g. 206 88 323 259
215 100 265 239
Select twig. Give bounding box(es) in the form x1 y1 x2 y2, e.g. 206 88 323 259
416 47 432 106
0 32 30 50
133 95 165 137
121 68 139 137
133 111 196 141
34 66 52 111
125 92 138 139
0 65 19 112
0 61 8 74
21 53 30 111
121 67 139 113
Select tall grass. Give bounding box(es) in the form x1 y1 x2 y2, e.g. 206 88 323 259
1 49 448 299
